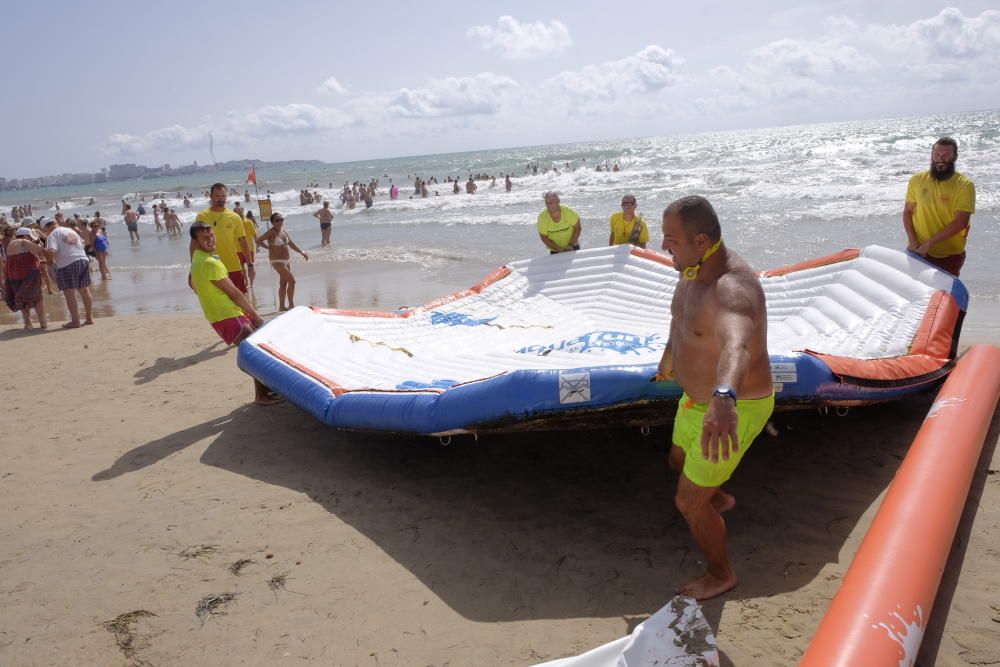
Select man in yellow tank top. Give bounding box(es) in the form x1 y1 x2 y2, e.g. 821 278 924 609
903 137 976 276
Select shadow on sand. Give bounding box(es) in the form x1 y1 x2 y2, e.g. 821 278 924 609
93 388 988 663
132 341 228 385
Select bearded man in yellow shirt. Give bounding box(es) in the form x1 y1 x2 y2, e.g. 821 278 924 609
903 137 976 276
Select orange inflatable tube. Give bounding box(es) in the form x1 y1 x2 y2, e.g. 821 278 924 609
801 344 1000 667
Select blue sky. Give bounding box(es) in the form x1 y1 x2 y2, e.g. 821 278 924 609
3 1 998 178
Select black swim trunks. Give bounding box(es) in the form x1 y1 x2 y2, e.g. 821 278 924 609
320 222 331 230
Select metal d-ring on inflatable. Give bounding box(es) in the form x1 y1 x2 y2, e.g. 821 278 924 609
800 344 1000 666
237 245 968 435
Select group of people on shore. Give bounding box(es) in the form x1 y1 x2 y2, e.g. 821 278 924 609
0 211 105 329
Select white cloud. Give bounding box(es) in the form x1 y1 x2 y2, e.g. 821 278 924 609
544 45 685 102
387 73 521 118
318 76 348 95
690 8 1000 113
467 16 571 60
222 104 352 137
897 7 1000 59
749 38 876 78
104 124 210 156
103 104 354 156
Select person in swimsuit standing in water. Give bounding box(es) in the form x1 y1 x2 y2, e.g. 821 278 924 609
255 213 308 311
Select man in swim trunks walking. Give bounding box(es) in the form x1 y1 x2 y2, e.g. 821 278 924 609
123 204 141 243
313 200 334 246
657 195 773 600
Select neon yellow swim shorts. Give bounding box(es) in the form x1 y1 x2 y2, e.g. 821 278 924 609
672 392 775 488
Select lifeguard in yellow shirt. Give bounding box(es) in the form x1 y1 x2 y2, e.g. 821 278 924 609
608 194 649 248
537 191 581 254
903 137 976 276
192 183 252 293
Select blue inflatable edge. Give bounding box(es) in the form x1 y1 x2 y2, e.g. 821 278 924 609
237 341 333 425
235 269 967 434
238 344 941 434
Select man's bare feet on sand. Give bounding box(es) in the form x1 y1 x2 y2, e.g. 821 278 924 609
711 491 736 513
61 321 81 329
254 395 283 406
677 571 738 601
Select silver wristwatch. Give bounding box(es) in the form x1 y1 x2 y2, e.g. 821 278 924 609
712 385 737 403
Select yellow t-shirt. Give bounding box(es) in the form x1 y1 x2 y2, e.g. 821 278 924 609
195 208 247 272
905 171 976 258
192 249 244 324
242 216 258 245
609 211 649 246
536 205 580 248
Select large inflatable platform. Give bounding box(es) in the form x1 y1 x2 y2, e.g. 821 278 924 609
237 245 967 435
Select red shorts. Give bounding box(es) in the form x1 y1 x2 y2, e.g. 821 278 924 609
211 315 252 345
229 270 248 293
925 251 966 277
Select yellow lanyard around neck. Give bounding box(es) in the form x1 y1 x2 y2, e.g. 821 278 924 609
682 239 722 281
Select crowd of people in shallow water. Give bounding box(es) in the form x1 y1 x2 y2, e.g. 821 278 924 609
0 157 630 330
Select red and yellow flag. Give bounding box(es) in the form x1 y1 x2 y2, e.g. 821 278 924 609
246 164 257 185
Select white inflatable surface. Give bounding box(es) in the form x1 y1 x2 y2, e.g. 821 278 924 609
238 245 966 433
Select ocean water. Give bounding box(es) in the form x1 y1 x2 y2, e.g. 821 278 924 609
4 109 998 334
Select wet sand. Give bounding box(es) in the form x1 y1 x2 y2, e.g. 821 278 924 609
0 254 496 327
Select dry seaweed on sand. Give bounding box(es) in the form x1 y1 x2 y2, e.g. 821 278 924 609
267 572 291 600
178 544 220 561
267 572 290 591
228 558 254 576
195 592 239 624
102 610 157 664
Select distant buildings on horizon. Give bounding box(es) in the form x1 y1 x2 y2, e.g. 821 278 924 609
0 159 323 192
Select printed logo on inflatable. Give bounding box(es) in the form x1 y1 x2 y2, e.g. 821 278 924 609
518 331 665 356
431 312 498 327
396 378 459 390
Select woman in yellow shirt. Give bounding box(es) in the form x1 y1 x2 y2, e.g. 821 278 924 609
608 194 649 248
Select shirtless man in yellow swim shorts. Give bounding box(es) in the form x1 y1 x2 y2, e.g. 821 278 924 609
657 195 773 600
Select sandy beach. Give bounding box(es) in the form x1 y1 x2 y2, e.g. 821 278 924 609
1 259 999 667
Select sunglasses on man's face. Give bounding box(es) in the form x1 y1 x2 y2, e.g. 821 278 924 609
622 201 636 206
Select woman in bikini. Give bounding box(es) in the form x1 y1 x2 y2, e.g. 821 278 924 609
256 213 308 311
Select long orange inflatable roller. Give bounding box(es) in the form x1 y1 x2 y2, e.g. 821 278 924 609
801 344 1000 666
